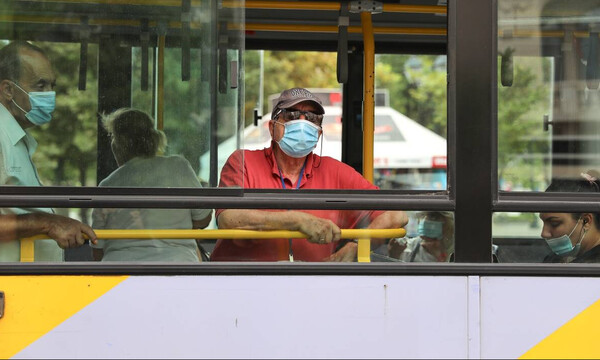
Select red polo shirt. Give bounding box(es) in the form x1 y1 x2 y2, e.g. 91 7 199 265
210 144 382 262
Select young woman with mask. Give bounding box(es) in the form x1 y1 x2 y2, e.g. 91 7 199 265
540 172 600 263
388 211 454 262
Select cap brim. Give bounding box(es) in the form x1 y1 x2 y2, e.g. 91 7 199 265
277 98 325 115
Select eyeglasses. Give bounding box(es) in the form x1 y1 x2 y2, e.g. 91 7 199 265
276 108 323 125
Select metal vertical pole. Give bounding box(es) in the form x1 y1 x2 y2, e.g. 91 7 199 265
449 0 494 262
361 11 375 184
209 0 219 187
97 36 132 182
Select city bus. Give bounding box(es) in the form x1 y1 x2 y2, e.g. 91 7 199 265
1 0 600 359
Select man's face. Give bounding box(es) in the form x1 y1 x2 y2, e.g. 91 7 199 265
269 101 322 142
9 48 56 128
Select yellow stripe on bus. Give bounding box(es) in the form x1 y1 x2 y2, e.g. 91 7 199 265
0 276 127 359
520 297 600 359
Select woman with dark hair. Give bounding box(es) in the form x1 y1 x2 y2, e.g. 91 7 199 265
91 108 212 262
541 171 600 263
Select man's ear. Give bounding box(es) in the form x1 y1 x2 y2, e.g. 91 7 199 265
0 80 14 101
583 213 594 228
268 120 275 137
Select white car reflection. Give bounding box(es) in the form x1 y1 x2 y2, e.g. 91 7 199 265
199 106 447 190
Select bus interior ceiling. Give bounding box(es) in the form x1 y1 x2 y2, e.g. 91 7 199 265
1 1 448 51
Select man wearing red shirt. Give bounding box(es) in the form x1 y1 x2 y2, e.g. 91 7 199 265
210 88 407 262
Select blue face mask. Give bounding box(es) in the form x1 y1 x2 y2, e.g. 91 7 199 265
275 119 321 158
11 82 56 126
544 218 586 256
418 219 444 239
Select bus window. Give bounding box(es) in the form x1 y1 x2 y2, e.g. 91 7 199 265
498 0 600 191
210 51 448 191
1 2 244 190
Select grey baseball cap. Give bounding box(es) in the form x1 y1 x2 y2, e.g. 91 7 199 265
271 88 325 119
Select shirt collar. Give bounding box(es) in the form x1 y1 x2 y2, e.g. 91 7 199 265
0 103 29 147
266 141 315 182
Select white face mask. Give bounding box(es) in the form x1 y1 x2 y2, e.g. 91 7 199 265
544 218 587 256
11 81 56 126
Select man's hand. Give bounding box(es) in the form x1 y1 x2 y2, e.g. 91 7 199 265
387 238 407 259
368 210 409 248
325 242 357 262
217 209 341 245
296 212 341 244
42 214 97 249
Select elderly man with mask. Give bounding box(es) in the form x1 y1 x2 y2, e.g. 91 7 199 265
211 87 408 262
0 41 96 261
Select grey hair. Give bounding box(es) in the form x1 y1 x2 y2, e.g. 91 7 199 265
102 108 166 162
0 41 47 82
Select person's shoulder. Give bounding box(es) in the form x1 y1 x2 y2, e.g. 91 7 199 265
155 155 200 176
318 155 353 167
575 245 600 263
226 148 267 164
160 154 193 165
314 155 364 175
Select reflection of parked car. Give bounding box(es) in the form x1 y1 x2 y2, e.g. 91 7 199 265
199 105 447 190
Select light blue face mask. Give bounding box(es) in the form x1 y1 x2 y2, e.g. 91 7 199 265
11 82 56 126
275 119 321 158
418 219 444 239
544 218 586 256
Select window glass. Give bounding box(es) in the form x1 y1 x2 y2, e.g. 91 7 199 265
493 212 547 263
5 41 100 187
0 2 243 190
238 51 447 191
498 0 600 192
373 210 455 263
493 210 600 264
1 207 452 264
375 54 447 190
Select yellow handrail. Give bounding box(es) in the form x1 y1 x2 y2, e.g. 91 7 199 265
20 228 406 262
22 228 405 241
0 15 445 36
26 0 447 14
362 12 375 184
243 23 446 36
19 239 35 263
360 11 376 263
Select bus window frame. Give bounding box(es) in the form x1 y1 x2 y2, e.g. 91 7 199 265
2 0 600 275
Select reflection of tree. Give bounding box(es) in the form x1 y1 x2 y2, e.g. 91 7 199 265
376 54 447 137
244 51 338 126
245 51 449 137
131 47 237 174
498 62 549 187
29 42 99 222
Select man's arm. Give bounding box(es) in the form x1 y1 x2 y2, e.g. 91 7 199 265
367 210 409 247
192 208 213 230
328 210 409 262
218 209 341 244
0 213 98 248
